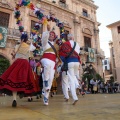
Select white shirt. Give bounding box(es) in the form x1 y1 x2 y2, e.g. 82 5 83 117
41 31 55 54
69 40 80 54
90 79 95 85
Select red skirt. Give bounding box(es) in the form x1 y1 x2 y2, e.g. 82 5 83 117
0 58 40 94
32 71 40 92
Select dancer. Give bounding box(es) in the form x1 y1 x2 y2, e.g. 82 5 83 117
41 24 61 105
0 33 38 107
59 33 81 105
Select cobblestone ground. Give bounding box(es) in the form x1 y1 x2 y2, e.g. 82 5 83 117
0 94 120 120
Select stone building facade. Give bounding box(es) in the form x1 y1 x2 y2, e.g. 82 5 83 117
102 58 113 83
107 21 120 83
108 41 117 82
0 0 104 77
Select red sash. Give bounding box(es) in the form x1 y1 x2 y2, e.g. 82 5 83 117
59 41 81 63
42 53 56 62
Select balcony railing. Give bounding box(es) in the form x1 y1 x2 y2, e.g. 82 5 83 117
80 47 98 55
80 47 105 59
58 2 68 9
80 47 96 52
96 52 105 59
7 28 21 38
7 28 30 40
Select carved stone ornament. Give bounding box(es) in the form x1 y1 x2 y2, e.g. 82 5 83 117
82 28 92 35
0 1 13 10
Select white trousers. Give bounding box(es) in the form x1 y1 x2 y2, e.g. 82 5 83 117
62 62 80 101
41 58 55 99
62 71 69 99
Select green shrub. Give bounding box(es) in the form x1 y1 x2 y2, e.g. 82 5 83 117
0 58 10 75
95 73 105 82
110 76 114 83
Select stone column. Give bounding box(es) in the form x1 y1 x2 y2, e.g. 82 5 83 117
73 16 80 44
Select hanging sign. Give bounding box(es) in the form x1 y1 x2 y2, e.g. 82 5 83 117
0 26 7 48
88 47 96 62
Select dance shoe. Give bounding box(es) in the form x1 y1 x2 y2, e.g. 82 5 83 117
72 100 78 105
12 100 17 107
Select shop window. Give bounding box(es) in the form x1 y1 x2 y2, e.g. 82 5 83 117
0 11 10 28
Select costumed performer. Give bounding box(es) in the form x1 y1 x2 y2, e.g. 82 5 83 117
41 24 62 105
0 33 39 107
59 33 81 105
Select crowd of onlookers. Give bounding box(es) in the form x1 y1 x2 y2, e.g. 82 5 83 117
98 81 120 93
86 78 120 94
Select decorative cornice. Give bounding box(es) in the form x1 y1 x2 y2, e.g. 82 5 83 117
29 12 37 18
71 0 80 4
96 54 105 59
37 0 75 15
63 22 72 28
37 0 97 23
107 20 120 28
0 2 14 10
73 19 80 24
76 0 98 10
82 28 92 35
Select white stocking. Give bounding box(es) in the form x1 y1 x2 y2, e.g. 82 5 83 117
13 91 17 101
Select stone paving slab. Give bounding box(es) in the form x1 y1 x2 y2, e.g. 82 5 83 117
0 94 120 120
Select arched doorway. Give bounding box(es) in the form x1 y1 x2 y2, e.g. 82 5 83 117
0 55 10 75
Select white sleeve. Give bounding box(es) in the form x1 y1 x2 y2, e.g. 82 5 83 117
90 80 92 84
15 44 20 52
74 42 80 54
77 43 80 54
41 31 50 47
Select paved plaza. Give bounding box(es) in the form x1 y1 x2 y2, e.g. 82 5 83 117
0 94 120 120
